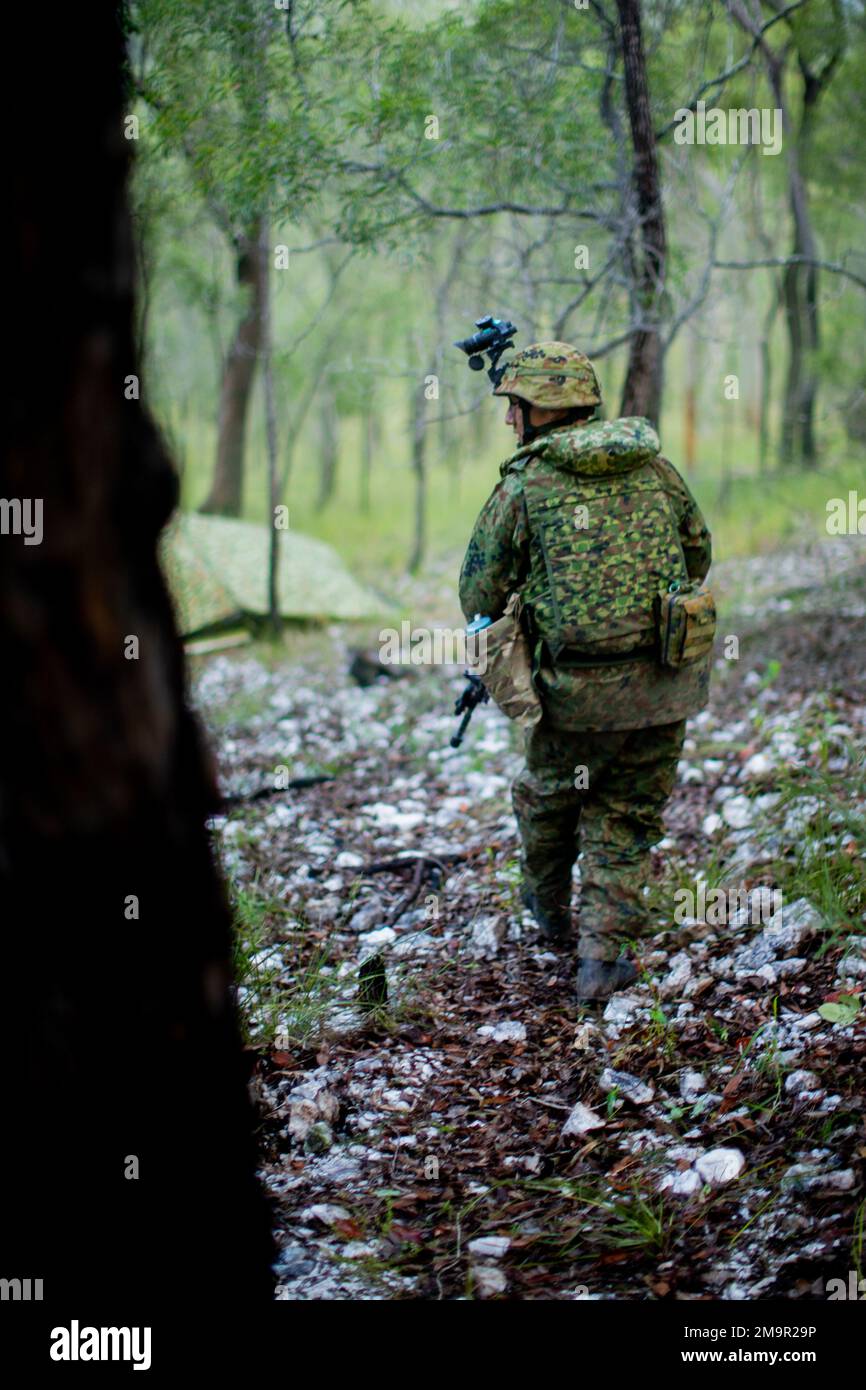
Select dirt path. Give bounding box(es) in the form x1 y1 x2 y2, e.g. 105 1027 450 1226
196 538 866 1300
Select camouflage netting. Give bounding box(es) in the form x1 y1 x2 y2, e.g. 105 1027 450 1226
161 512 386 635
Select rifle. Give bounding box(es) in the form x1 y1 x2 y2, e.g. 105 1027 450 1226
450 672 490 748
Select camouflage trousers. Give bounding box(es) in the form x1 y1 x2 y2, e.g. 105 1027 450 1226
512 718 686 961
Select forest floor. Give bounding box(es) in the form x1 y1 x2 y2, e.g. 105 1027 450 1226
193 533 866 1301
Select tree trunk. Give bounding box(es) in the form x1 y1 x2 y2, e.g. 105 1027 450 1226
200 219 264 515
315 387 339 511
758 278 781 473
260 219 281 632
361 399 376 514
683 323 701 473
2 2 274 1309
615 0 667 425
777 69 827 468
408 367 428 575
727 4 839 468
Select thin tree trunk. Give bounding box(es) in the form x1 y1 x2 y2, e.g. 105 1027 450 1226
361 399 376 514
277 327 342 498
315 386 339 511
616 0 667 425
683 323 700 473
779 84 822 467
200 218 264 515
758 279 781 473
728 3 840 467
260 219 281 632
408 358 428 575
2 0 274 1308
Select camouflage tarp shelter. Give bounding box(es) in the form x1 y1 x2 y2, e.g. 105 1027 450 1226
161 512 386 636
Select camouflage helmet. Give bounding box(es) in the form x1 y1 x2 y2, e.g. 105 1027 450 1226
492 341 602 409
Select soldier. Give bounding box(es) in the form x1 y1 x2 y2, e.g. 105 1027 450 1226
458 343 712 1001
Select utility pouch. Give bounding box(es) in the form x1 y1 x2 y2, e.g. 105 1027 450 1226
468 592 543 729
655 580 716 669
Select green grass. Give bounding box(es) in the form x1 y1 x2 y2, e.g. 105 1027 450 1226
764 759 866 942
230 874 437 1047
523 1176 676 1257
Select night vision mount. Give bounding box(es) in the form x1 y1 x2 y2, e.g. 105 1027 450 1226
454 314 518 388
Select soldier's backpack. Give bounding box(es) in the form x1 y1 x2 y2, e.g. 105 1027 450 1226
519 450 715 668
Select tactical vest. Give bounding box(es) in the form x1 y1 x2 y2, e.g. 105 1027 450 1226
520 457 689 660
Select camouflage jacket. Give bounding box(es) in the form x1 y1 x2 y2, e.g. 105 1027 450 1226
458 417 713 731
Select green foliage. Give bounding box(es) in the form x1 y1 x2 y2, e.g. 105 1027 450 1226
131 0 866 581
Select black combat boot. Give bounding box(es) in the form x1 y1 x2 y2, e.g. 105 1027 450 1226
575 956 638 1002
520 885 571 943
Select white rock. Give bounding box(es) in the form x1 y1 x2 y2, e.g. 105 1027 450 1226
775 957 807 978
816 1094 841 1113
304 1203 350 1225
679 1070 707 1102
702 813 724 837
722 795 754 829
286 1076 339 1141
742 752 774 777
599 1067 654 1105
469 915 504 958
335 850 365 869
784 1070 820 1094
659 951 693 1000
680 765 705 785
477 1021 527 1044
783 1164 855 1194
765 898 822 952
347 902 384 933
562 1102 606 1137
313 1151 363 1183
659 1168 703 1198
468 1236 511 1259
472 1265 507 1298
393 931 436 958
364 802 425 832
793 1011 824 1030
358 926 397 951
783 797 822 837
695 1148 746 1187
602 992 646 1027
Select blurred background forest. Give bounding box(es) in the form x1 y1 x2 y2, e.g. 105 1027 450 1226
129 0 866 596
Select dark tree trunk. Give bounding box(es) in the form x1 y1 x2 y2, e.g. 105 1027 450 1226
200 219 264 515
2 1 274 1311
779 133 820 466
615 0 667 425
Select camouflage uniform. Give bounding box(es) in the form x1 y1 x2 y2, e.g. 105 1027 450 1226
459 344 712 963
